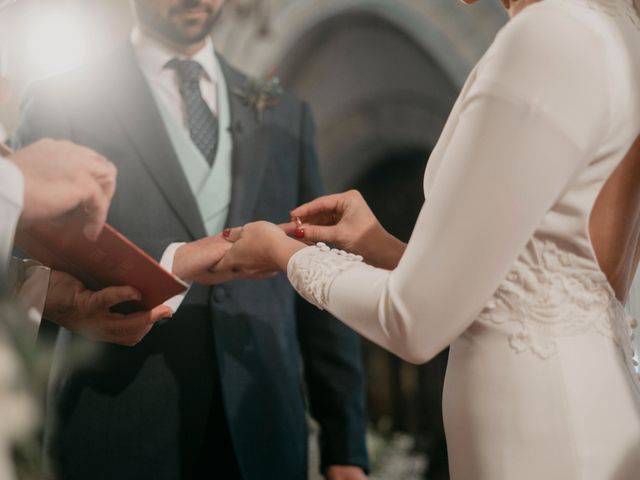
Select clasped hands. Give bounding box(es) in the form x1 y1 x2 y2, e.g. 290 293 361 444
207 190 407 281
41 190 404 349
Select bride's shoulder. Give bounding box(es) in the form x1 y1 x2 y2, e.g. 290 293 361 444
477 0 613 98
471 1 614 148
488 1 608 66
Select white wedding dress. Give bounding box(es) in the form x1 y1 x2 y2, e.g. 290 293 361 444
287 1 640 478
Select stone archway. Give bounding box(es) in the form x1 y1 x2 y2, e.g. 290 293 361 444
278 10 457 191
277 10 459 478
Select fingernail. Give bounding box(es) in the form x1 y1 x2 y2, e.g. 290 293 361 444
223 228 231 238
294 227 305 239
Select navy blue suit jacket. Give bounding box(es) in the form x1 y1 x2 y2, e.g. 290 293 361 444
14 46 368 480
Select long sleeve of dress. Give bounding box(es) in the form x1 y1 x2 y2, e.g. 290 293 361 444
287 5 613 364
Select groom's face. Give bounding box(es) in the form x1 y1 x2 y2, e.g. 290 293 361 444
133 0 224 46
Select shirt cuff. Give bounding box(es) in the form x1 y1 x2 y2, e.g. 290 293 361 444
0 158 24 270
13 260 51 337
0 158 24 210
160 242 191 313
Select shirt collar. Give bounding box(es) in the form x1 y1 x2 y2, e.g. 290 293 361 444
130 27 217 83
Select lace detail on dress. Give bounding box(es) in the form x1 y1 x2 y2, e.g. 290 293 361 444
477 240 621 359
559 0 640 28
287 243 364 310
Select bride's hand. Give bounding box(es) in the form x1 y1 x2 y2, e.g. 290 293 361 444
287 190 406 270
214 221 307 279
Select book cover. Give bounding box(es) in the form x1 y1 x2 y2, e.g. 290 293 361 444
16 218 188 310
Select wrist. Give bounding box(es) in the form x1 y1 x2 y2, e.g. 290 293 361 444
172 243 192 280
360 226 406 270
273 236 306 272
377 231 407 270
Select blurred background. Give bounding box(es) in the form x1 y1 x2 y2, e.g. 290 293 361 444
1 1 637 479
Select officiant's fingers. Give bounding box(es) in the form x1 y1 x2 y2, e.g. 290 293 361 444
81 177 111 241
278 221 297 236
104 307 171 346
93 285 143 309
104 322 153 347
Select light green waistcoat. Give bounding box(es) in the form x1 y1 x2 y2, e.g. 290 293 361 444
151 56 232 236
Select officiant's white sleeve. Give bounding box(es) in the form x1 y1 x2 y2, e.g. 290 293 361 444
0 158 24 268
287 9 611 363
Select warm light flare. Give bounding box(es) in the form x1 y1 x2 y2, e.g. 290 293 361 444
27 12 88 76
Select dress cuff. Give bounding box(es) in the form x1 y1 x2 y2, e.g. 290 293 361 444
287 243 363 310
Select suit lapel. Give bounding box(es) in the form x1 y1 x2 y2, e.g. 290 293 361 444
104 46 207 240
220 57 271 228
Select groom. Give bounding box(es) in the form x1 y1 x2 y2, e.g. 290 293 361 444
13 0 368 479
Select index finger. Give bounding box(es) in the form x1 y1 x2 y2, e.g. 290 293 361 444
290 194 344 219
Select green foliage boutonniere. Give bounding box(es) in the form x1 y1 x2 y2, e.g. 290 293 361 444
232 70 283 122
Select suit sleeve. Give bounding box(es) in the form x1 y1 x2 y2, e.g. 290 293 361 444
13 84 184 268
294 102 369 473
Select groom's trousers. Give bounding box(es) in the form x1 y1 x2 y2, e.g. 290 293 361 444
192 341 243 479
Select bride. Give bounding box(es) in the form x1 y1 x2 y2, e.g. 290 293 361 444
215 0 640 477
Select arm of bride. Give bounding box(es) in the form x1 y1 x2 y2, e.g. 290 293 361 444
216 14 610 364
284 190 407 270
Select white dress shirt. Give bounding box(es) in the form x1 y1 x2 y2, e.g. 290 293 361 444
0 157 49 329
131 29 222 312
0 157 23 270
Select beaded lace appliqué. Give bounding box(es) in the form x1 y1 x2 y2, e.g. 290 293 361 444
287 243 364 310
477 240 632 360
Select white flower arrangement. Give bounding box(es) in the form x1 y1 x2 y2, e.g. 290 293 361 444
0 302 46 480
0 334 38 480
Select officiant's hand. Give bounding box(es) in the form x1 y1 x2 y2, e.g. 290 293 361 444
325 465 368 480
172 234 235 284
44 270 172 347
215 222 306 278
288 190 406 270
9 139 117 241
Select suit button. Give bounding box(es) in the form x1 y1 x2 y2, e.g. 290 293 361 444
213 287 229 303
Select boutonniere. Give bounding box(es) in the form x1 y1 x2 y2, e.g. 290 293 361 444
232 70 283 122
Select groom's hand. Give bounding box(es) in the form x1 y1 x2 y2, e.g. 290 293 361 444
325 465 368 480
44 270 172 346
172 234 233 284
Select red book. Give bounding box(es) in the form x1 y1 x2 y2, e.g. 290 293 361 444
16 219 188 310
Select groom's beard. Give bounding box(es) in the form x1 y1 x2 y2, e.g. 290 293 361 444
139 1 221 47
